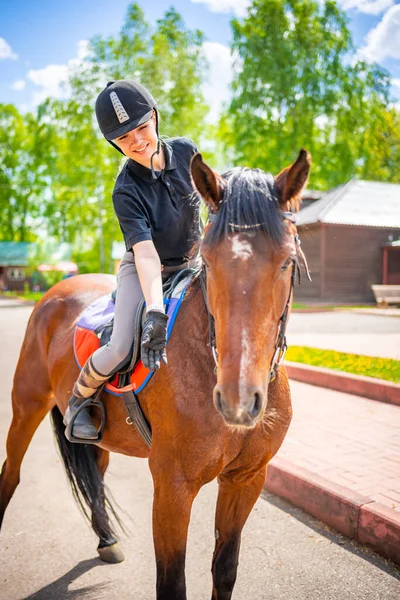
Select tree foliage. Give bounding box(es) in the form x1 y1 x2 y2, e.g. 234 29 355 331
0 102 54 241
0 3 210 273
1 0 400 276
224 0 396 188
70 4 209 143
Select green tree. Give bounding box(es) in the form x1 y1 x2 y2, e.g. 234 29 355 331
1 3 211 268
70 4 209 144
224 0 395 189
46 3 210 272
0 102 55 242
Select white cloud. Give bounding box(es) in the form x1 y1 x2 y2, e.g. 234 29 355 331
11 79 26 91
26 39 90 105
362 4 400 61
27 64 69 105
73 39 91 63
0 38 17 60
338 0 394 15
191 0 250 17
193 0 393 17
392 78 400 90
16 102 32 114
202 42 234 123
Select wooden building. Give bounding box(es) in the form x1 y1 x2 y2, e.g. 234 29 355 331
0 242 33 292
295 180 400 303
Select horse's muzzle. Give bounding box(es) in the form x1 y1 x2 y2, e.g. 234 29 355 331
213 384 264 427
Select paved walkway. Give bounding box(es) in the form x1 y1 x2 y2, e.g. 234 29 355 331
275 381 400 509
3 308 400 598
0 296 34 308
349 308 400 318
287 312 400 359
266 380 400 565
2 304 400 568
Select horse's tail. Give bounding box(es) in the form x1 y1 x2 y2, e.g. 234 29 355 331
50 405 124 540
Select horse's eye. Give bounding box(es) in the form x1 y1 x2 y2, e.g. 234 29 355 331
281 258 293 272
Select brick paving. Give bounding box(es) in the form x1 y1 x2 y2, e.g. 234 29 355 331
271 380 400 512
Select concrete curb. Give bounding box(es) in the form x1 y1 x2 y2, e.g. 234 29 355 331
285 362 400 406
0 300 35 308
265 457 400 566
0 295 36 307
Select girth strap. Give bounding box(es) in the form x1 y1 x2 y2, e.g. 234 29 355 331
122 389 152 447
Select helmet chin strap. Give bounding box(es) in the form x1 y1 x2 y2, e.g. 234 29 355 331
108 140 124 155
150 139 161 180
150 109 161 180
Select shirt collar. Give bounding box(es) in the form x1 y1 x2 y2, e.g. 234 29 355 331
127 140 177 183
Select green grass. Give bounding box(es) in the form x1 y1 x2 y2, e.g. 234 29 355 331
291 303 309 309
1 291 45 302
286 345 400 383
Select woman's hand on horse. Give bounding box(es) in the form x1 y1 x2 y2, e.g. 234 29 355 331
141 311 169 371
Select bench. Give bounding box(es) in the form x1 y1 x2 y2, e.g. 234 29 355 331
371 285 400 307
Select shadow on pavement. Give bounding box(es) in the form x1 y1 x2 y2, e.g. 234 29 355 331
25 557 113 600
261 490 400 580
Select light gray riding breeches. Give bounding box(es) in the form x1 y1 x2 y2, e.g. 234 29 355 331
90 251 144 377
90 251 199 377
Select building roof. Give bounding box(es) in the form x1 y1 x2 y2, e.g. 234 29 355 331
0 242 33 267
297 180 400 228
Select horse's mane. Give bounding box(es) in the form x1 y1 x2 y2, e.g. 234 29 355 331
206 167 284 248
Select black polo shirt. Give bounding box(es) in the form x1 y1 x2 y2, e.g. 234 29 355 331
112 137 201 266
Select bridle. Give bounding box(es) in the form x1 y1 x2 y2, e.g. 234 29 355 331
199 210 311 383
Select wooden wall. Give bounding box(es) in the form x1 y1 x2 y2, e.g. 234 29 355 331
293 224 321 301
294 223 399 302
324 225 397 302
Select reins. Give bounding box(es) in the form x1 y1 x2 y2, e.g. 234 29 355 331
200 210 311 382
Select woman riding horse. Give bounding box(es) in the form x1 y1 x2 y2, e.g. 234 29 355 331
64 79 202 440
0 80 311 598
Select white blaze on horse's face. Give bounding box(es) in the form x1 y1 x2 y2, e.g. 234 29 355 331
239 329 251 410
230 235 253 261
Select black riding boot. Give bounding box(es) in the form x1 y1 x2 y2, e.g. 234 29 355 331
63 356 109 441
63 394 98 440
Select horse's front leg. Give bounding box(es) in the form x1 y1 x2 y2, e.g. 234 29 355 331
211 466 266 600
150 457 200 600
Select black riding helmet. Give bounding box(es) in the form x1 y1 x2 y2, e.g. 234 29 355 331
95 79 161 178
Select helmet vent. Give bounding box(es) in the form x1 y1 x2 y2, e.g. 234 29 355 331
109 92 130 124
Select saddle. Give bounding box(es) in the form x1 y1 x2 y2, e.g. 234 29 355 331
71 268 199 446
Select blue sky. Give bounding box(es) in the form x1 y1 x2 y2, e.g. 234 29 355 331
1 0 400 118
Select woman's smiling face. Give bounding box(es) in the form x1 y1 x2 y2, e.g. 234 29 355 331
113 111 158 167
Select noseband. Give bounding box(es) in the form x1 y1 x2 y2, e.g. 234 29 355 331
200 211 310 383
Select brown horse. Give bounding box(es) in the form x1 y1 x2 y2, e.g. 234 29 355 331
0 150 310 599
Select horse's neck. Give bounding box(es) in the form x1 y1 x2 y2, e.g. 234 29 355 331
174 279 215 377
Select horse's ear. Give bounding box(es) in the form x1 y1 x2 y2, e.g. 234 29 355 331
275 148 311 211
190 153 225 213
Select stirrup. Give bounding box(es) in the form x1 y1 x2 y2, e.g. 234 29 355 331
64 395 106 445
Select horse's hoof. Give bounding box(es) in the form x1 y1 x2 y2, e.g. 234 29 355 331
97 542 125 563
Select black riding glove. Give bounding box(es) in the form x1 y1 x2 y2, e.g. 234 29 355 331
141 310 169 371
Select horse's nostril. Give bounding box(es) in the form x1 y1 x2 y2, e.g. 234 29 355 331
249 391 263 418
213 388 223 413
